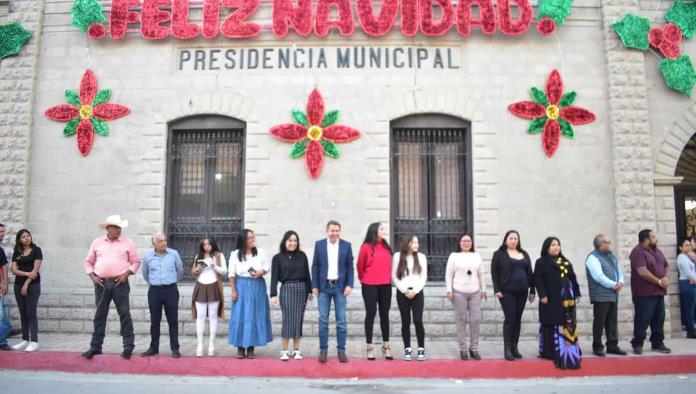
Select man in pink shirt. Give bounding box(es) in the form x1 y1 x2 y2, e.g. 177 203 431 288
82 215 141 360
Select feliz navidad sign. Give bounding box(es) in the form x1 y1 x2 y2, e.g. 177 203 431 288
71 0 576 40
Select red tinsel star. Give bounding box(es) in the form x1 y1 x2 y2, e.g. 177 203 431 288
508 69 596 158
44 69 130 156
270 89 361 179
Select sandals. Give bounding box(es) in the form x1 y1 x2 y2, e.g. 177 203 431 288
382 344 394 360
367 345 376 360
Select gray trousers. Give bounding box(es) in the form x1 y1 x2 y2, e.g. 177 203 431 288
452 290 482 351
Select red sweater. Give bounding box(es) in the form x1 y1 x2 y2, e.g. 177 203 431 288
357 241 392 285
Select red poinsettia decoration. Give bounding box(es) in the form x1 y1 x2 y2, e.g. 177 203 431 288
44 69 130 156
270 89 361 179
508 69 596 158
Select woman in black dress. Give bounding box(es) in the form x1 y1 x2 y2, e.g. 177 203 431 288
491 230 535 361
11 229 43 352
270 230 312 361
534 236 582 369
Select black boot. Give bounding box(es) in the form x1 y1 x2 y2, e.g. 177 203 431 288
504 343 516 361
511 343 523 359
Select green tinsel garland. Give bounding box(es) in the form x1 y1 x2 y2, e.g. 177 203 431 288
612 14 651 51
659 55 696 96
71 0 106 34
0 22 32 60
666 0 696 39
538 0 575 25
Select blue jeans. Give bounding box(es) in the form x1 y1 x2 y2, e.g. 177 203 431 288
0 295 11 346
678 280 696 332
318 281 347 352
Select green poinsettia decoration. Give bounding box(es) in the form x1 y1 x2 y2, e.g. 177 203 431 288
612 13 651 50
666 0 696 39
0 22 32 60
659 55 696 97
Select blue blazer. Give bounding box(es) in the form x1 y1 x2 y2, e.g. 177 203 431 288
311 238 354 292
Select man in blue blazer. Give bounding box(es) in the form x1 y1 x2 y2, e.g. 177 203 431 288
312 220 354 363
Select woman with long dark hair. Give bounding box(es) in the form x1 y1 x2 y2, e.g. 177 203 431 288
357 222 394 360
446 234 486 360
491 230 535 361
534 237 582 369
191 237 227 356
391 235 428 361
10 229 43 352
228 229 272 359
270 230 312 360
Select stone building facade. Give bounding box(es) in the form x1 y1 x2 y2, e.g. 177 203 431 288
0 0 695 340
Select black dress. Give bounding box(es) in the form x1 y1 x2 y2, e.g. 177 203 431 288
534 255 582 369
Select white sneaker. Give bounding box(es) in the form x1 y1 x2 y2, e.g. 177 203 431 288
208 342 215 356
293 350 303 360
280 350 290 361
12 341 28 350
417 347 426 361
25 342 39 352
196 342 203 357
403 347 413 361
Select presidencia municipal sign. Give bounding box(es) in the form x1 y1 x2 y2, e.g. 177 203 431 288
73 0 563 41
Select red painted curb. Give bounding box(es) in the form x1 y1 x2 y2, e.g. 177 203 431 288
1 352 695 379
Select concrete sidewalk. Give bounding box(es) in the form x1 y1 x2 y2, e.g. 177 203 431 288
6 333 695 360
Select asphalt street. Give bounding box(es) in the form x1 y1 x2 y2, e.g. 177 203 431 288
0 371 693 394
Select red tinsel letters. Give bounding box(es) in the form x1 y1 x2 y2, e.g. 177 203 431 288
400 0 419 37
109 0 141 39
315 0 355 36
497 0 532 36
95 0 554 39
419 0 455 36
272 0 313 37
356 0 399 37
141 0 170 40
456 0 497 36
172 0 200 39
221 0 262 38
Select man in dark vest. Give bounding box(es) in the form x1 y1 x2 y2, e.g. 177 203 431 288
586 234 627 357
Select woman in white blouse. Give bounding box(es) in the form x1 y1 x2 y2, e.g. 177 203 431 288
228 229 272 359
446 234 487 360
392 235 428 361
191 238 227 357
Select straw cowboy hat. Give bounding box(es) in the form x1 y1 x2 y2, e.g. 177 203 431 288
99 215 129 229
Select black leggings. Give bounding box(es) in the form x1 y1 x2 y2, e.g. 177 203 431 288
499 290 527 346
362 284 392 343
15 282 40 342
397 291 425 348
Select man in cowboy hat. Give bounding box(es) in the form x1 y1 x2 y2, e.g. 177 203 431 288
82 215 141 359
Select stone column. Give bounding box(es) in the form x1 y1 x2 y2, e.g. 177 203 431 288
0 0 45 244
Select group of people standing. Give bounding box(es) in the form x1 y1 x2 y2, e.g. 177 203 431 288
1 216 694 371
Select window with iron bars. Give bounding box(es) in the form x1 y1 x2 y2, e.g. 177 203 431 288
390 114 472 282
165 115 245 281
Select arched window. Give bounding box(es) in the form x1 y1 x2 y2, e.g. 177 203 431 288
165 115 245 279
390 114 472 282
675 133 696 242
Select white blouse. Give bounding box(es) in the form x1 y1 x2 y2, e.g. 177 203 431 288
196 253 228 285
391 252 428 294
445 252 486 294
228 248 270 278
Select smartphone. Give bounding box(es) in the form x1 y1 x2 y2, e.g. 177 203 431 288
196 260 207 267
248 267 257 275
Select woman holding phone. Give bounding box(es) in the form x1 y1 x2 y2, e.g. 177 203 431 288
228 229 272 359
191 238 227 357
391 235 428 361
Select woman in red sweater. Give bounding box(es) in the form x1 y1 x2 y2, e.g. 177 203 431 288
357 222 394 360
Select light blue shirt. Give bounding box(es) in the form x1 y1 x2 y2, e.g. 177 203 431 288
677 254 696 281
586 253 624 289
142 248 183 285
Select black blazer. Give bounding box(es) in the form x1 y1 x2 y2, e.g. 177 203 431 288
534 256 581 325
491 249 535 295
